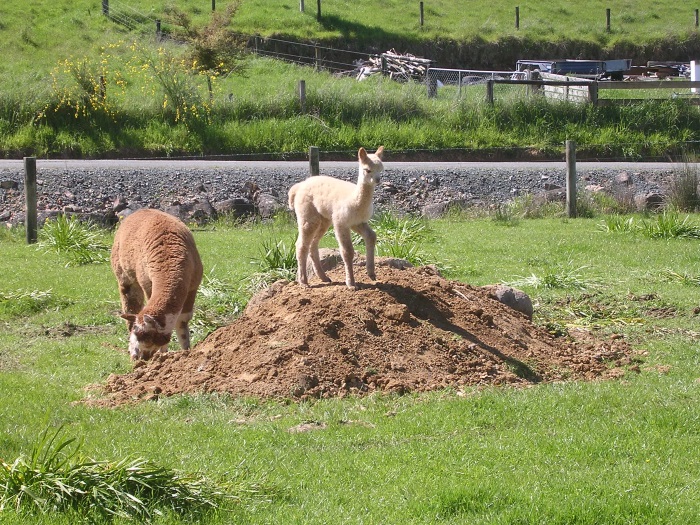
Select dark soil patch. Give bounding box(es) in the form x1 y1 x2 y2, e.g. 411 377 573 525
93 263 638 407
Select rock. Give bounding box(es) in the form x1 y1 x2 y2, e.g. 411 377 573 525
1 180 18 190
212 197 255 218
634 192 664 211
480 284 534 320
254 192 283 218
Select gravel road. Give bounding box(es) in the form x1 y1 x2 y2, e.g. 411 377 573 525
0 159 685 226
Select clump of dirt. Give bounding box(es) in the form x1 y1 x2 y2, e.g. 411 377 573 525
94 262 638 407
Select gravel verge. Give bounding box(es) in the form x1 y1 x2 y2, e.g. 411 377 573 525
0 160 683 226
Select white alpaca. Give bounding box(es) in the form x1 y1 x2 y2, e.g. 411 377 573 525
288 146 384 289
111 209 203 360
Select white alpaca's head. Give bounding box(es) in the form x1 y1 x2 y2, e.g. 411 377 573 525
358 146 384 186
120 313 171 360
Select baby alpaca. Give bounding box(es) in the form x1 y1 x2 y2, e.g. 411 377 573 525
111 208 203 360
288 146 384 289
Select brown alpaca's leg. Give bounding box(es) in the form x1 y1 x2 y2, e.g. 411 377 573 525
352 223 377 281
175 288 197 350
309 219 332 282
119 280 145 315
334 225 356 289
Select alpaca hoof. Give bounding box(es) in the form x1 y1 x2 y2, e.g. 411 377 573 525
367 273 377 281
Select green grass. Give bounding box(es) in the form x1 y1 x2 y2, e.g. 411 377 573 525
2 1 700 159
2 213 700 523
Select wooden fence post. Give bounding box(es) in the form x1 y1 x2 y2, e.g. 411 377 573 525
24 157 37 244
420 2 424 27
566 140 577 218
309 146 320 176
102 0 109 16
212 0 216 11
696 8 699 27
317 0 321 20
588 82 598 106
606 8 611 32
300 0 304 12
298 79 306 113
486 79 494 104
515 6 520 30
156 19 161 38
99 75 106 100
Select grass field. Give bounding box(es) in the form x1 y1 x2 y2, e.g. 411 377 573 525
1 210 699 523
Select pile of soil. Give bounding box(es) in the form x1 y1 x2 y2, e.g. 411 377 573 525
95 262 638 407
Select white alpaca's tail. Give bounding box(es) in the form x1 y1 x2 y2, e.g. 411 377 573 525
288 184 298 211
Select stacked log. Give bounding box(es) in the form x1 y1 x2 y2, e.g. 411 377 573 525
356 49 432 82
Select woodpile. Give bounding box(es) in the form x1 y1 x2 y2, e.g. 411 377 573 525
356 49 432 82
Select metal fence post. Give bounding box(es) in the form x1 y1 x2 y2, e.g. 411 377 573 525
24 157 37 244
309 146 320 176
566 140 577 218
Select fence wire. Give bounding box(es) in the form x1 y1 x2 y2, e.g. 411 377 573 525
426 68 529 101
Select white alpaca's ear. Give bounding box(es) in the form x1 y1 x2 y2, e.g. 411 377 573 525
358 147 368 162
375 146 384 159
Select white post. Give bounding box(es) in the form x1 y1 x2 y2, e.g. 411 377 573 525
692 60 698 94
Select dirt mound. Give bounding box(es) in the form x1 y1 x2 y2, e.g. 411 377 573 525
95 263 638 406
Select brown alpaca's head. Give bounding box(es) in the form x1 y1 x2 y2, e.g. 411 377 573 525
120 313 171 360
358 146 384 186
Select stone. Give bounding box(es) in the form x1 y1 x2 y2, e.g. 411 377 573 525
480 284 534 320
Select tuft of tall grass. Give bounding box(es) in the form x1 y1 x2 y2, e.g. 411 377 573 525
38 214 111 266
597 215 637 233
639 210 700 239
361 211 435 266
0 425 239 521
667 162 700 212
248 236 298 292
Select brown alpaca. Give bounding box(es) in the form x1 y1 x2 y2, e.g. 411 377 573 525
288 146 384 289
111 209 203 360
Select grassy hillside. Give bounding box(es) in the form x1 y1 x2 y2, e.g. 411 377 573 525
2 0 700 159
2 0 700 89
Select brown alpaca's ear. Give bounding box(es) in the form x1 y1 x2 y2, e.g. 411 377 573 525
358 147 368 161
120 313 136 329
375 146 384 159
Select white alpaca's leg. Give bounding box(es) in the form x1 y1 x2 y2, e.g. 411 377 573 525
353 222 377 281
334 225 356 289
309 219 332 282
295 218 316 286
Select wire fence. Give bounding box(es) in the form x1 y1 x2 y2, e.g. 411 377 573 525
103 0 159 33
